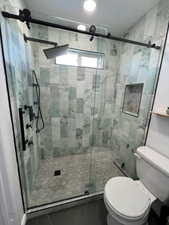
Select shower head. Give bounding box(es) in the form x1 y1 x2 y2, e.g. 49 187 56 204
43 44 69 59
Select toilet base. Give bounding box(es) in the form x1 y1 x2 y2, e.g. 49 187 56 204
107 214 148 225
107 214 122 225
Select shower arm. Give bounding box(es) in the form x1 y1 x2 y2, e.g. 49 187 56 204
2 9 161 50
24 34 57 46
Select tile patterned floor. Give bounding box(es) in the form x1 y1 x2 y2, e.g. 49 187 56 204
29 148 124 207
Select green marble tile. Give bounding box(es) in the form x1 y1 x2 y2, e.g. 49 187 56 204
77 98 84 113
77 68 85 81
69 87 77 100
89 134 96 146
102 131 110 145
40 67 49 86
51 86 60 117
53 147 61 157
76 128 83 138
40 124 52 158
60 117 68 137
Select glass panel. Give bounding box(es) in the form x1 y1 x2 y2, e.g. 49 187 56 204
27 25 101 207
88 39 125 194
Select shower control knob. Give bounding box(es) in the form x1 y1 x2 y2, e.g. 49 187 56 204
28 140 33 146
26 124 32 129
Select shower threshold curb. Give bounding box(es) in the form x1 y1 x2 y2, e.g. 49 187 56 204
27 192 103 219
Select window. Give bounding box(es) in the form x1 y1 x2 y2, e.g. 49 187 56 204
56 52 78 66
56 48 104 69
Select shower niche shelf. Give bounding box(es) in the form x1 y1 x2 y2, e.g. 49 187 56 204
152 111 169 118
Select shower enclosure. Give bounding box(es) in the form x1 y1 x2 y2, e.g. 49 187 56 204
1 5 165 211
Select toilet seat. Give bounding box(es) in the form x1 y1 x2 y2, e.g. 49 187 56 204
104 177 152 222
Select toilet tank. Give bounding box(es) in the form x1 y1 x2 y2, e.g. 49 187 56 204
135 146 169 203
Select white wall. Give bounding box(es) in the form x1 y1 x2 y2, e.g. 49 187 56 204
146 27 169 158
0 31 25 225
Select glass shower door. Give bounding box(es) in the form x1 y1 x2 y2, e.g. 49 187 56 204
29 63 95 207
88 40 125 194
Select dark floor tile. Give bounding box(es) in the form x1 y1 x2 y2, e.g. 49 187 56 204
26 215 51 225
49 199 107 225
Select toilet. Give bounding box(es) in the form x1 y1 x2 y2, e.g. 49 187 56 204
104 146 169 225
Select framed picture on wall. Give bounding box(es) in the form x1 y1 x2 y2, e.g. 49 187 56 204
122 83 144 117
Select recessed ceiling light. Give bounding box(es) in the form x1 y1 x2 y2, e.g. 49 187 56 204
83 0 96 12
77 24 86 31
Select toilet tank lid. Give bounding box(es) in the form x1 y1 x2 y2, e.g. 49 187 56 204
137 146 169 177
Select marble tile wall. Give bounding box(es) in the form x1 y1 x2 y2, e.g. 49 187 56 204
31 24 120 159
110 0 169 178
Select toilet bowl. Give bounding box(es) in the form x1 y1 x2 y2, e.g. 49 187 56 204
104 146 169 225
104 177 156 225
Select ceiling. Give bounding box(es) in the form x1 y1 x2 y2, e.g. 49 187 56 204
24 0 160 36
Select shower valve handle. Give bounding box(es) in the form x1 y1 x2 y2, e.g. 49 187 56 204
26 124 32 129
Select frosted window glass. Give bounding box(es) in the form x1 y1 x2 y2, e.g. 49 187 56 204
56 53 78 66
81 56 98 68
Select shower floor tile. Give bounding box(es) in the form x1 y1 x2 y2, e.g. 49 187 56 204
29 148 123 207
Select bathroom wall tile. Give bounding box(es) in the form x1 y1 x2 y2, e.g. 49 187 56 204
60 116 69 138
50 86 60 117
76 128 83 139
40 87 51 122
77 67 85 81
60 88 69 116
102 131 110 145
69 87 77 100
59 66 69 85
50 66 60 84
40 67 49 86
51 118 60 144
77 98 84 113
39 122 52 158
69 99 76 118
